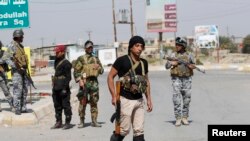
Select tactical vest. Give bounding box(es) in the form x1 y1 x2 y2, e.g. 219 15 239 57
120 56 147 94
170 52 193 77
12 41 28 69
82 55 99 78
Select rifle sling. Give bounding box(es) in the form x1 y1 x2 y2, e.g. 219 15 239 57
55 58 66 70
124 55 145 76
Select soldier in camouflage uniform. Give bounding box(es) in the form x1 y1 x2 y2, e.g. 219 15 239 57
165 37 196 126
2 29 29 115
73 40 104 128
0 40 14 112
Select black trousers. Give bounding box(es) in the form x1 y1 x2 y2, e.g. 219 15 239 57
52 90 72 121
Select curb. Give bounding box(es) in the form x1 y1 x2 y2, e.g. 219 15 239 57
0 89 78 127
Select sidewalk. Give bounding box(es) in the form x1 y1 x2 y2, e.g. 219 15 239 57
0 88 78 127
0 67 77 127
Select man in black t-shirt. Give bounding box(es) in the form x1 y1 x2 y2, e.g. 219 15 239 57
108 36 153 141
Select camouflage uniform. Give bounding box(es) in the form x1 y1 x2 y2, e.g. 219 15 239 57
73 53 104 127
2 40 29 114
165 52 195 120
0 42 13 111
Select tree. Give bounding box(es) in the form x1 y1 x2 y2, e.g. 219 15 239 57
219 36 237 53
242 35 250 53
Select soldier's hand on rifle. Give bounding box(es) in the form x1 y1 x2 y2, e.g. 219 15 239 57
19 68 26 74
111 96 116 106
170 61 178 66
146 99 153 112
187 64 196 69
79 79 85 87
22 65 27 69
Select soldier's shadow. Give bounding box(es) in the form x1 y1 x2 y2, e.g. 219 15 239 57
84 121 106 127
165 120 193 125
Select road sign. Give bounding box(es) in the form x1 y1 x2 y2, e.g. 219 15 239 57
0 0 29 29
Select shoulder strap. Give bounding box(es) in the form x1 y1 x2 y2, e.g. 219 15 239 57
128 55 140 70
129 56 145 75
55 59 66 70
140 60 145 76
124 55 141 76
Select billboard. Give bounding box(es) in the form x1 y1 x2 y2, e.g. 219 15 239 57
194 25 219 48
146 0 177 32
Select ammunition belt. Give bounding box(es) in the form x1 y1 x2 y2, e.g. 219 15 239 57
54 76 66 80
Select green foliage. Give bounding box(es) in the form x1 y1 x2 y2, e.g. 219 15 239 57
219 36 237 53
242 35 250 54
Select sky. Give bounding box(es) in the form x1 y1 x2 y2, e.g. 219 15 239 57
0 0 250 48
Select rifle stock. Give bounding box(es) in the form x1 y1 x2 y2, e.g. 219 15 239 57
115 81 121 135
166 57 205 74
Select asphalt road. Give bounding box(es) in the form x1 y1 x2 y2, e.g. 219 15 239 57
0 70 249 141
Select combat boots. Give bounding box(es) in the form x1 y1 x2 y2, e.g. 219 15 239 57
11 107 15 112
182 117 189 125
78 117 85 128
175 118 182 127
15 108 21 115
62 116 72 130
133 134 145 141
63 123 71 130
51 121 62 129
91 113 102 127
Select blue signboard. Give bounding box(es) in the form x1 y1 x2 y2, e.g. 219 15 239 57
0 0 29 29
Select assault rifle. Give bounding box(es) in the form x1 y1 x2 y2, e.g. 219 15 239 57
12 55 37 89
166 57 205 74
76 86 88 104
24 70 37 89
110 81 121 135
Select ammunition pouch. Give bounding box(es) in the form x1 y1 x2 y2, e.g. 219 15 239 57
83 64 99 78
53 76 66 91
120 75 147 94
14 55 28 69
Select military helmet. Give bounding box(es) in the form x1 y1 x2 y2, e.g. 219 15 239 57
13 29 24 38
175 37 187 48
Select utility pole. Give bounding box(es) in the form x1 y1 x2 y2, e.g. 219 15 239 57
86 30 92 40
129 0 134 37
159 32 163 64
41 37 44 47
112 0 117 42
